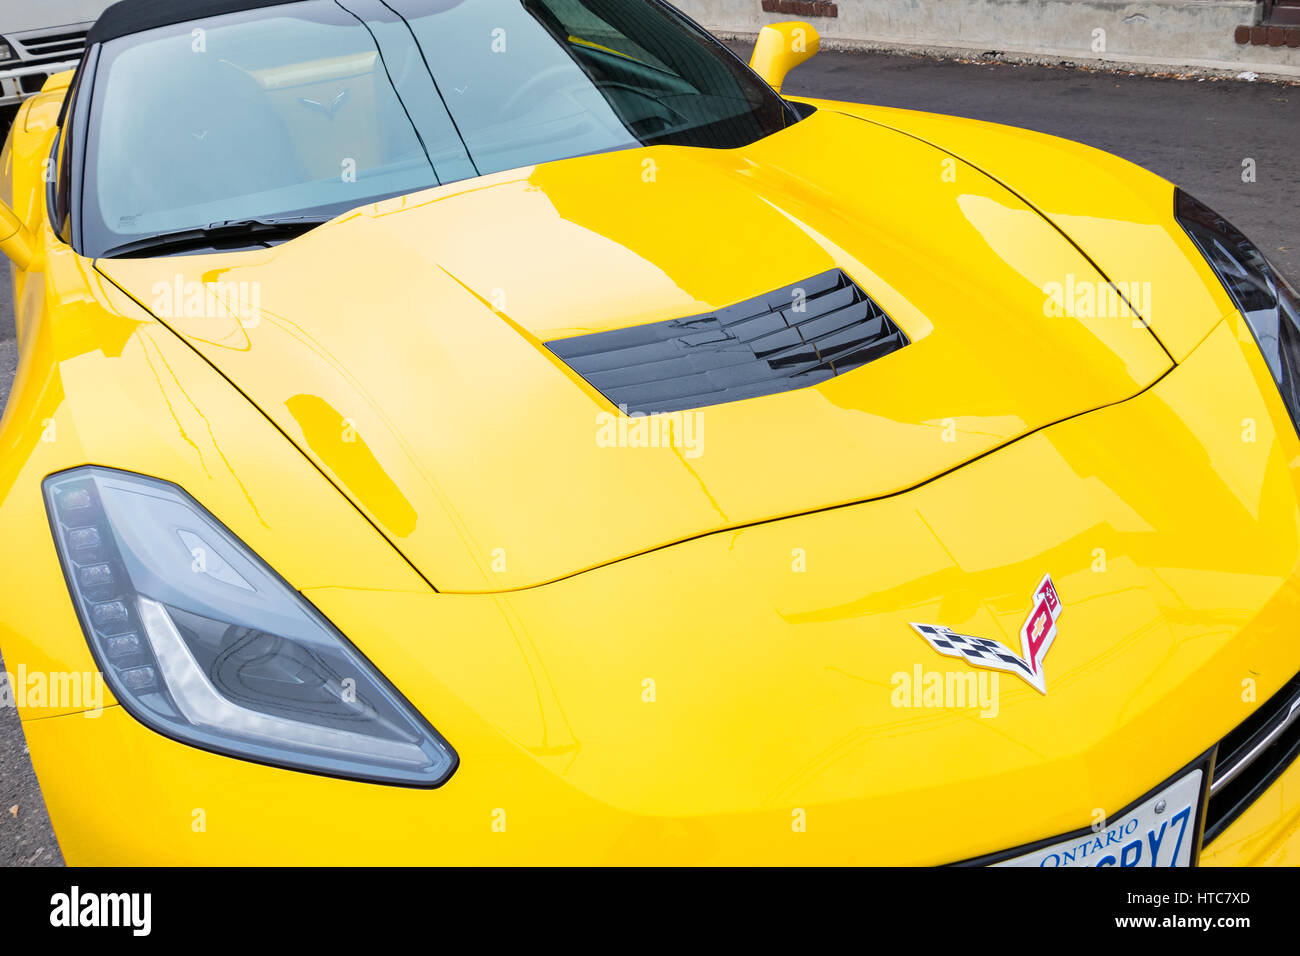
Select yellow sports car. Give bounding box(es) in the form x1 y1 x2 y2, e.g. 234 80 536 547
2 0 1299 867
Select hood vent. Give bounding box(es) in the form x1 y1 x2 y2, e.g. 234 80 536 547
546 269 908 415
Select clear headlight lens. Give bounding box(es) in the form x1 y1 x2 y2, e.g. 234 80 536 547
1176 189 1300 433
44 467 456 787
0 39 16 63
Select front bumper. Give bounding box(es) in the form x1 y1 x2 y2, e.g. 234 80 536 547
1202 754 1300 865
23 698 1300 865
0 61 78 108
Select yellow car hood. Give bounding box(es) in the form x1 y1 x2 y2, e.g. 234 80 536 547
97 109 1171 591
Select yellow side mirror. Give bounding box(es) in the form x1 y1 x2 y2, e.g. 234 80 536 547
748 21 820 93
41 69 76 94
0 202 40 272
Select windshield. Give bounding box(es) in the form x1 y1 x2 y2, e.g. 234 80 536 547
79 0 792 257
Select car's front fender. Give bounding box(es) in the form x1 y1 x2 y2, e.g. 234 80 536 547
793 96 1236 362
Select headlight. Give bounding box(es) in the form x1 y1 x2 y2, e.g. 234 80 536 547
43 467 456 787
1176 189 1300 432
0 39 16 63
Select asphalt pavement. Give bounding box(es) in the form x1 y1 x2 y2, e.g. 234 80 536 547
1 47 1297 866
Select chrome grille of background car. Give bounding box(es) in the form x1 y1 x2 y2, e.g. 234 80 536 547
1 25 89 99
546 268 908 415
11 29 88 64
1203 672 1300 844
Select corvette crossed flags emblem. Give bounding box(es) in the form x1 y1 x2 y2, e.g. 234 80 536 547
910 574 1062 695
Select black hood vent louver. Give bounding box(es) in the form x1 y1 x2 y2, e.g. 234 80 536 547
546 268 908 415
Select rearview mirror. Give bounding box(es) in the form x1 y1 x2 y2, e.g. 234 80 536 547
748 21 820 93
0 201 39 271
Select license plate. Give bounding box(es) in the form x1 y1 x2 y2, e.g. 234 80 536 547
995 768 1204 867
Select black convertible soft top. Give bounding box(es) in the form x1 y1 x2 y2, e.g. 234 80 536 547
87 0 300 45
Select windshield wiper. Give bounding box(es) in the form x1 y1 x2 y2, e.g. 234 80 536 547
98 215 332 259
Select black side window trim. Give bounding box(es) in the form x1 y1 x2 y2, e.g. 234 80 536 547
45 128 61 236
68 44 99 253
786 99 817 120
46 53 87 243
45 46 98 251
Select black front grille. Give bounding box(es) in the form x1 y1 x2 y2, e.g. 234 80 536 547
1204 672 1300 844
546 268 908 415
